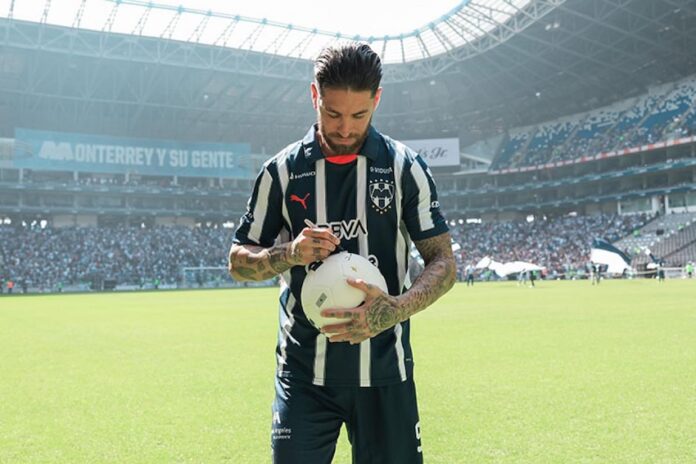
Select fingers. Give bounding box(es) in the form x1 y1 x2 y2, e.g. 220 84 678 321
321 323 368 345
293 245 329 263
320 307 370 344
309 237 337 252
320 308 359 320
320 309 359 339
303 227 340 246
320 321 351 334
290 227 340 264
304 237 334 261
346 278 381 297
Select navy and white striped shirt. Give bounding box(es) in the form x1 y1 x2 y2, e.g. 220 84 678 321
233 124 448 387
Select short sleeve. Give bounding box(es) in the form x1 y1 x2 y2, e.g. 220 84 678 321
401 155 449 241
233 162 284 248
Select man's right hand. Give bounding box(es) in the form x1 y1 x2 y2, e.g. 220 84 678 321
288 227 341 266
228 226 340 282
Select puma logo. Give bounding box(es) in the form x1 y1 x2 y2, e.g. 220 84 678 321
290 193 310 210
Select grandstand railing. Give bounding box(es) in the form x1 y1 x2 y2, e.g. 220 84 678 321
444 158 696 197
458 183 696 215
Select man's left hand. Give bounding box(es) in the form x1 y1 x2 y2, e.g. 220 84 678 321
320 278 404 344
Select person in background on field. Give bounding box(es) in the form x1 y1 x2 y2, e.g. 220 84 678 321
591 263 602 285
657 260 665 282
465 263 475 286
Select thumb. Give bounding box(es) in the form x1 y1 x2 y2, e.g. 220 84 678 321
346 278 381 297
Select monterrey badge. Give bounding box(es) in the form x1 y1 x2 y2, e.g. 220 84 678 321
369 179 395 214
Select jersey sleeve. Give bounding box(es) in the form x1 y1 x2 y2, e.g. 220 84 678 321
401 154 449 241
233 161 284 248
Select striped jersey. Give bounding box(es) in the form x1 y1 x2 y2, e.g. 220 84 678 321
233 124 448 387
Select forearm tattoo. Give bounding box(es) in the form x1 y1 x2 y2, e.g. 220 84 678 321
229 243 294 281
365 291 404 334
398 232 456 319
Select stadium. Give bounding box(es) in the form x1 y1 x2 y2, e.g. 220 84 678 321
1 1 695 463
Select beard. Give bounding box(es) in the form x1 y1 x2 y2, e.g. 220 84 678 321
317 120 370 156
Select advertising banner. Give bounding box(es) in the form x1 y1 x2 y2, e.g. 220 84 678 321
13 128 254 179
402 137 460 167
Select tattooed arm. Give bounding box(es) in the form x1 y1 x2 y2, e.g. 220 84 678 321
396 231 457 317
228 242 295 281
228 227 340 281
321 231 456 344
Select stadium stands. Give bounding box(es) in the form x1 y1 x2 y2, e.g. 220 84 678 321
0 213 658 292
621 212 696 266
449 213 650 279
492 75 696 170
614 212 696 255
0 225 234 292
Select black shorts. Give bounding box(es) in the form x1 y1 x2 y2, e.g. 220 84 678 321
271 376 423 464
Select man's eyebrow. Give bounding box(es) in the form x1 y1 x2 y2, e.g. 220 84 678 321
324 105 369 117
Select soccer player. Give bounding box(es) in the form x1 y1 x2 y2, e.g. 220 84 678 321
228 42 456 464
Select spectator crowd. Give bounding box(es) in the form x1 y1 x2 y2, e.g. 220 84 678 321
0 225 233 292
0 213 651 293
450 213 650 280
493 75 696 170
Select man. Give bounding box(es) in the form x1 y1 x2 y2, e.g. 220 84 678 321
517 269 527 287
229 42 456 464
591 262 601 285
465 262 475 286
657 259 665 282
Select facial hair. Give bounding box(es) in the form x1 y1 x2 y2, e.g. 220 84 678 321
317 117 371 156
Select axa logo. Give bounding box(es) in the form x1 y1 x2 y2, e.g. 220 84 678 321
317 219 367 240
290 193 310 210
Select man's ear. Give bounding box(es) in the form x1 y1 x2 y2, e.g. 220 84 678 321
311 82 319 110
373 87 383 110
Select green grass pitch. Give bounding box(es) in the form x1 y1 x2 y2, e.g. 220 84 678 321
1 280 695 463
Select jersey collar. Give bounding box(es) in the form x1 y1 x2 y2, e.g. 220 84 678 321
301 124 381 164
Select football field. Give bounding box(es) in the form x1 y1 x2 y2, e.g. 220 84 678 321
1 280 695 463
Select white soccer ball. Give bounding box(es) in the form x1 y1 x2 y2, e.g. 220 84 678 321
301 252 388 331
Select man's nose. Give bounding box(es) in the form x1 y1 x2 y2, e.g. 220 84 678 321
337 120 352 138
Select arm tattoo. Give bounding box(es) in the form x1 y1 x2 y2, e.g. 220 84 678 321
268 246 290 274
365 294 404 333
396 232 456 319
229 243 294 281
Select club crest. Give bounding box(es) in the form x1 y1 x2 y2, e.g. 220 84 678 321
369 179 395 214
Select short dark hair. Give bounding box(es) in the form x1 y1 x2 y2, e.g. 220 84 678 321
314 42 382 96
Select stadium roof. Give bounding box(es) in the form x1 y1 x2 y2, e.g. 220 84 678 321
2 0 534 63
2 0 696 152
